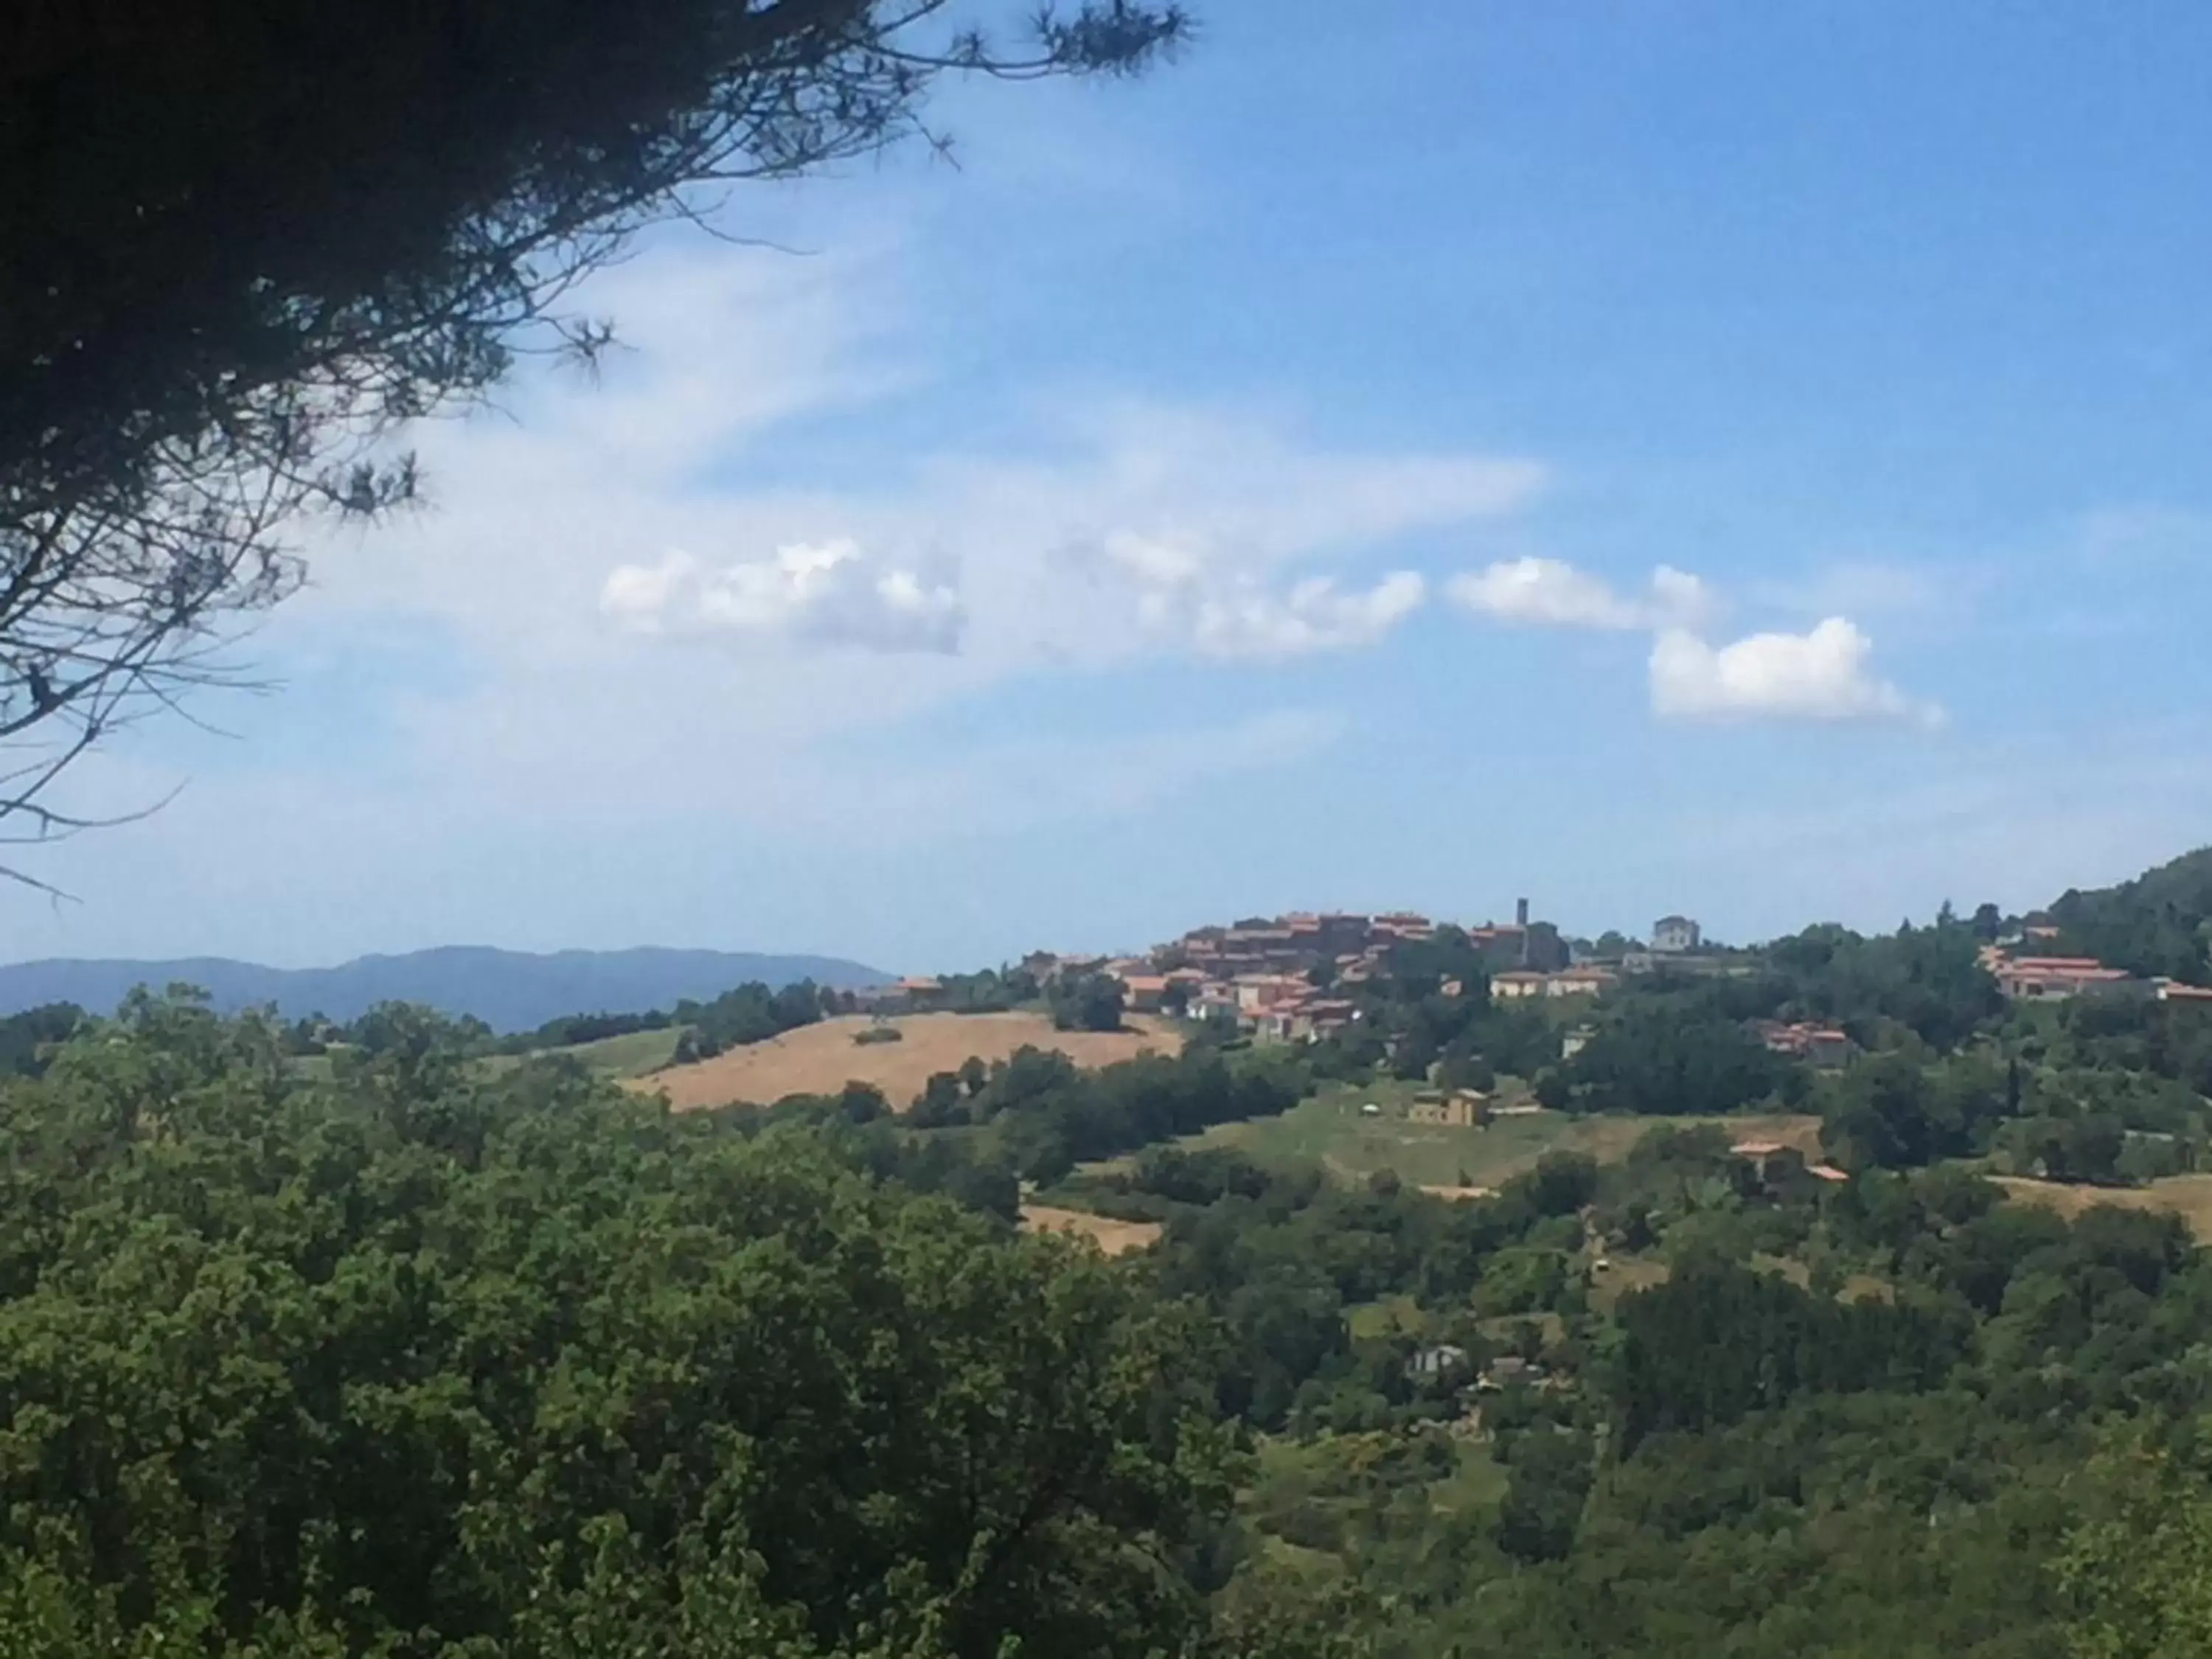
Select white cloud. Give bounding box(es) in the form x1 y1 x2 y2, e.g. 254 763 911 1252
1649 617 1941 726
1097 532 1424 659
1448 557 1713 631
600 540 965 654
1447 556 1938 731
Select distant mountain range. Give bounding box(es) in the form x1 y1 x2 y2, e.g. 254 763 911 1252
0 947 891 1034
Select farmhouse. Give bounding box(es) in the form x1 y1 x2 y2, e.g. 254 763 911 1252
891 975 946 1012
1116 973 1170 1013
1755 1020 1853 1068
1546 965 1618 998
1408 1343 1470 1380
1408 1091 1486 1127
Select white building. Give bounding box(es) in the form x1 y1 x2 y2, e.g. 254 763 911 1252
1652 915 1702 954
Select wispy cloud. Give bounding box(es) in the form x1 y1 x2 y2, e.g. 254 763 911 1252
1649 618 1941 727
601 541 966 654
1101 532 1425 659
1751 558 1958 621
2076 504 2212 568
1447 557 1714 632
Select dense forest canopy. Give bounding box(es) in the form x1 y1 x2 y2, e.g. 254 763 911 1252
2051 846 2212 985
0 995 1265 1658
0 976 2208 1655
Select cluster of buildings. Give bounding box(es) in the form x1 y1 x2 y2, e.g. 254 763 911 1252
1978 942 2212 1005
995 902 1740 1044
1018 902 1582 1043
1161 901 1570 981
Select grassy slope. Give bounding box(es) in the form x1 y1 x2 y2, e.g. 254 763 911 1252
1994 1172 2212 1239
1164 1079 1823 1192
480 1026 692 1080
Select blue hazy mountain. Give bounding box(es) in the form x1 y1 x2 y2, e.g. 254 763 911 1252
0 946 890 1034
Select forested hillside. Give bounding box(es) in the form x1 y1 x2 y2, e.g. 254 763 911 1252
2050 846 2212 984
3 970 2211 1656
8 849 2212 1655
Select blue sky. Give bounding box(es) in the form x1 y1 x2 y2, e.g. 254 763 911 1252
7 0 2212 973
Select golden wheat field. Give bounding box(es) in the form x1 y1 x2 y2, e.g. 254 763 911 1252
626 1010 1182 1111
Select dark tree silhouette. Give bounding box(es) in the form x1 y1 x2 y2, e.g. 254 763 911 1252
0 0 1189 883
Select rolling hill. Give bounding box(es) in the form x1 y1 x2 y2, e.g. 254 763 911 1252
0 946 889 1033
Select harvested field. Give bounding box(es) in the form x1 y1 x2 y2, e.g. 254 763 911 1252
1994 1174 2212 1239
628 1010 1180 1112
1020 1205 1164 1256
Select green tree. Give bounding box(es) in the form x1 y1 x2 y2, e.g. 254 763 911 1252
2059 1436 2212 1658
1051 973 1127 1034
913 1070 967 1127
0 1003 82 1079
0 1000 1244 1658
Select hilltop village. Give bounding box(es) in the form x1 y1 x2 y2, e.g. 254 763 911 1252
879 902 2212 1036
878 901 1695 1039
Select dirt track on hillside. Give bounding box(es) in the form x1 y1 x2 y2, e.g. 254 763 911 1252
1020 1205 1164 1256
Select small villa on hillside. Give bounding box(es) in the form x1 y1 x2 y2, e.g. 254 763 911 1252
1408 1090 1488 1127
1754 1020 1853 1069
1993 956 2144 1001
1731 1139 1851 1186
1116 973 1169 1013
880 975 945 1012
1547 965 1618 998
